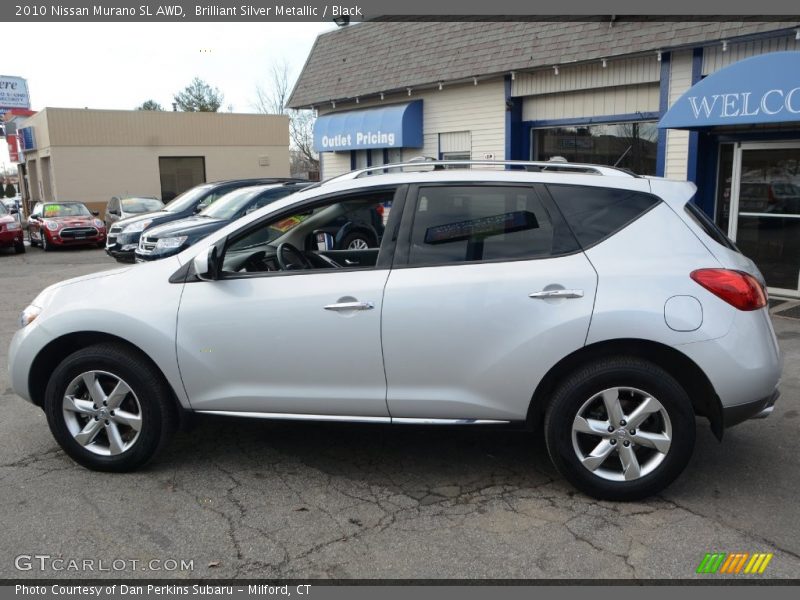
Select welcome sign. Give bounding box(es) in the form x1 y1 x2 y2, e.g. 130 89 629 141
659 52 800 129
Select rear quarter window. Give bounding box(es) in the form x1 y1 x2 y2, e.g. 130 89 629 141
546 184 660 248
684 201 740 252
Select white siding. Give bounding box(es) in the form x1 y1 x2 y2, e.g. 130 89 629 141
522 84 659 121
317 79 506 178
512 56 660 97
439 131 471 153
664 50 694 180
702 34 798 75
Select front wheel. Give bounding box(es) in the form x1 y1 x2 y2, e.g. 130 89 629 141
41 232 51 252
44 343 177 472
14 240 25 254
544 357 695 501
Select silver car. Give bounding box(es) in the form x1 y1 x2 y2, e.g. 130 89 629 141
7 160 782 500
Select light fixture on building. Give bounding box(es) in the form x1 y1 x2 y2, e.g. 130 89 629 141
473 77 478 86
510 71 516 80
602 58 608 68
796 29 800 40
380 92 385 100
438 81 443 91
331 100 336 108
722 40 728 52
656 51 662 62
407 87 412 96
355 97 360 104
553 65 559 75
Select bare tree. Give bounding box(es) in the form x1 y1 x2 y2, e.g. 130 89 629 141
254 59 319 177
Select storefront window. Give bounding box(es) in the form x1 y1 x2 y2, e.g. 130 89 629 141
533 122 658 175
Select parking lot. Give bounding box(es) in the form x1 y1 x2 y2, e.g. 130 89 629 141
1 244 799 580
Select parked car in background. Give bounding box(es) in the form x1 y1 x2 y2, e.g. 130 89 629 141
135 182 310 262
104 196 164 230
106 178 304 263
2 196 23 224
27 201 106 251
0 201 24 254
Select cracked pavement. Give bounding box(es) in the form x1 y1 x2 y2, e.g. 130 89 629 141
1 247 799 580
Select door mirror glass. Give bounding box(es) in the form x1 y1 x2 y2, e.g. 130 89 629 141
314 230 335 251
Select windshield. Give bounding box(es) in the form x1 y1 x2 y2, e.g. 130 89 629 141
122 198 164 213
163 184 213 213
43 203 91 218
200 187 267 220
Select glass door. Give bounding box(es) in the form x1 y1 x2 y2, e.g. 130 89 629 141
728 142 800 298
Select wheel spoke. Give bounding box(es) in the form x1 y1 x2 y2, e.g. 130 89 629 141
631 430 671 454
618 444 642 480
112 410 142 432
580 439 615 471
601 389 625 425
106 422 125 455
573 416 610 437
74 419 104 447
627 396 661 429
63 395 95 416
106 380 131 410
82 373 107 406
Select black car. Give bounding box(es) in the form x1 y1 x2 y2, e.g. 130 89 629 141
105 178 304 263
135 182 311 261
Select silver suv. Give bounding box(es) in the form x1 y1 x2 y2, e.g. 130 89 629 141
8 161 782 500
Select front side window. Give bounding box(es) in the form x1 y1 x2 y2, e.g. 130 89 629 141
407 186 574 266
220 189 395 276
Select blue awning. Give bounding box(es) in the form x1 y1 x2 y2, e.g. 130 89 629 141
313 100 423 152
659 51 800 129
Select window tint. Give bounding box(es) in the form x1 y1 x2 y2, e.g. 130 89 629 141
547 184 659 248
685 201 739 252
408 186 572 265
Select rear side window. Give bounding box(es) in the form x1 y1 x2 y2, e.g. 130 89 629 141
407 185 578 266
546 184 660 248
684 201 739 252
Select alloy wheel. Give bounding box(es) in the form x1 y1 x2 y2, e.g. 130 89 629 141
347 238 369 250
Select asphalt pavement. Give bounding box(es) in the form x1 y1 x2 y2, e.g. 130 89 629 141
1 244 799 580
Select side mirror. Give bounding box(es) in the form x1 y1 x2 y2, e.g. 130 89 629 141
10 207 18 215
192 245 221 281
91 211 100 216
314 230 335 251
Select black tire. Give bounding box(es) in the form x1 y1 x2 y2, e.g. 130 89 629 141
29 232 38 247
340 231 374 250
44 343 177 472
41 233 51 252
544 357 695 501
14 240 25 254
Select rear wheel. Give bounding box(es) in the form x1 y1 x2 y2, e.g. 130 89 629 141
544 357 695 501
44 343 177 472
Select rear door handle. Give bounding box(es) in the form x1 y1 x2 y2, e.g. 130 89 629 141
324 301 375 311
529 289 584 299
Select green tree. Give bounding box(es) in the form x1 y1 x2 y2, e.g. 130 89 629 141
173 77 224 112
4 183 16 198
136 99 164 111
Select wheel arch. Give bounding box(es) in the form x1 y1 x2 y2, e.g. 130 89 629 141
527 338 724 440
28 331 183 414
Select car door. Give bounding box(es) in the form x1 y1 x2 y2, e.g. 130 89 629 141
175 186 403 418
381 183 597 422
28 202 43 242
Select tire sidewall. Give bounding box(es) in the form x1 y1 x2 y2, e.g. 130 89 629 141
545 359 696 501
44 347 168 471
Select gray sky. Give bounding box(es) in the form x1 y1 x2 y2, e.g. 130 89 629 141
2 21 335 169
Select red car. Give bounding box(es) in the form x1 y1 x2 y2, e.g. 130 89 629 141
0 201 25 254
28 201 106 251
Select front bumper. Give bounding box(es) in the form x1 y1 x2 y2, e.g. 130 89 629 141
0 228 23 247
106 232 141 262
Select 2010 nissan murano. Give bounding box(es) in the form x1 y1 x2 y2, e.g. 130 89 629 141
8 161 782 500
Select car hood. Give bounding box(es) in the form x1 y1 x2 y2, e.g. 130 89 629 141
145 215 226 239
31 266 133 308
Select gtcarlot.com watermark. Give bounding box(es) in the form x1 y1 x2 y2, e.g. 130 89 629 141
14 554 194 573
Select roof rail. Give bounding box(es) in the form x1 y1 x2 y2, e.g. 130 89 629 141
322 159 637 184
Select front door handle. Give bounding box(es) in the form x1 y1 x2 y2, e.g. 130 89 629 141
324 301 375 311
529 289 584 299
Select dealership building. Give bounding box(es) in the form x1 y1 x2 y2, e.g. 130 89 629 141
15 108 290 217
288 20 800 297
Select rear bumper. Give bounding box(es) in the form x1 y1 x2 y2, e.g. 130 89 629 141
722 387 780 428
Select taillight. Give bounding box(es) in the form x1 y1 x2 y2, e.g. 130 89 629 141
690 268 767 311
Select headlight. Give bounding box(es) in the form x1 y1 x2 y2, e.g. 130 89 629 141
154 236 188 250
93 219 104 228
19 305 41 328
45 220 60 231
122 219 152 233
5 222 20 231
